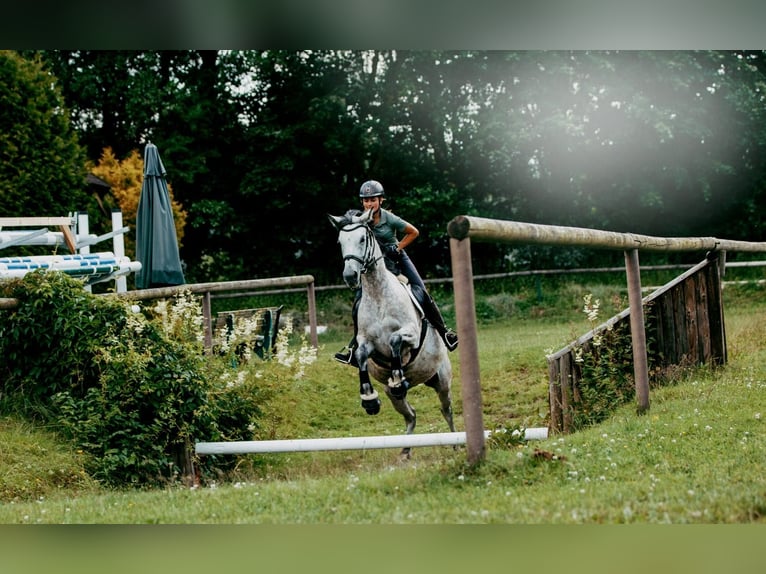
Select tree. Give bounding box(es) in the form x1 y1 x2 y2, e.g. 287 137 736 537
33 50 766 281
35 51 171 160
453 51 766 270
35 50 247 280
0 51 89 220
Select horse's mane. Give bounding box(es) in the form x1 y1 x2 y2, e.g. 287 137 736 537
341 209 363 225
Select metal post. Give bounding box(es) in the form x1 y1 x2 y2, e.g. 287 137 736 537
306 281 318 348
450 236 485 465
77 212 92 293
624 249 650 413
111 209 127 293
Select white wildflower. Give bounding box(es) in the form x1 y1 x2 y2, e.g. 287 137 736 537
151 290 205 344
582 293 600 323
274 316 295 367
271 316 318 377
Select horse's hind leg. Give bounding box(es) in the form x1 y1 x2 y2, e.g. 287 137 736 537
383 387 416 459
425 373 456 433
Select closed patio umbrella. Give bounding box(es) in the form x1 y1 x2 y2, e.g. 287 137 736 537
135 143 185 289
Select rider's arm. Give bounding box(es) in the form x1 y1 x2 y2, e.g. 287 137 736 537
396 222 419 252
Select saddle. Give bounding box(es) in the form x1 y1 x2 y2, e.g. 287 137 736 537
395 274 425 319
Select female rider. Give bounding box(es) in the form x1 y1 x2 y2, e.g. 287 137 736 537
334 179 458 365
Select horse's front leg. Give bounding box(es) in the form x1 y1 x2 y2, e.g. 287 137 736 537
356 344 380 415
386 332 410 400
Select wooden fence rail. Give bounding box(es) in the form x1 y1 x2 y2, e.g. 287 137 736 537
0 275 319 349
448 216 766 465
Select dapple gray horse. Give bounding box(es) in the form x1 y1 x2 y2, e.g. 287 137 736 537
329 209 455 458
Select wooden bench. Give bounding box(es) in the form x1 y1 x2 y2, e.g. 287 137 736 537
214 306 283 360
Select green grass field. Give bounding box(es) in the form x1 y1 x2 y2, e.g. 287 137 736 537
0 277 764 524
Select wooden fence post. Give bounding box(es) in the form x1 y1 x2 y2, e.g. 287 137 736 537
450 236 486 465
306 280 318 348
625 249 650 414
202 291 213 351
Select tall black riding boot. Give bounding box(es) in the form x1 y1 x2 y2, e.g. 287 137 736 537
334 291 361 366
412 285 458 351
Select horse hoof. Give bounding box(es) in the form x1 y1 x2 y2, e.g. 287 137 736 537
362 398 381 415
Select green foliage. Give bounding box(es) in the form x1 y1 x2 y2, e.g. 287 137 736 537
22 50 766 284
0 51 89 218
566 295 662 430
487 422 528 450
0 272 310 487
571 320 637 429
0 271 213 485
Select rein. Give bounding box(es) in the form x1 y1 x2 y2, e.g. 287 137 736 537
340 222 383 275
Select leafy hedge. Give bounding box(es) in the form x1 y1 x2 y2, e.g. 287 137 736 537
0 271 269 486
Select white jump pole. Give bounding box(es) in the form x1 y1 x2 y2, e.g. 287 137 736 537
196 428 548 455
77 212 92 293
111 209 128 293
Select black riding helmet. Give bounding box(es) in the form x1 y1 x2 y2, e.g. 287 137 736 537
359 180 385 198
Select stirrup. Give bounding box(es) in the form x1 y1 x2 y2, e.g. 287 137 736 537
334 348 358 366
443 330 458 352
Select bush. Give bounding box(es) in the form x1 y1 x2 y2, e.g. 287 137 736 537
568 294 660 430
571 320 637 429
0 271 318 487
0 271 215 485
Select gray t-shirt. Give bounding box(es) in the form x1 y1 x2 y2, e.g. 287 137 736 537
371 209 407 248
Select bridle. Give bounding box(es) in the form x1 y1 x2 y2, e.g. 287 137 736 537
340 222 383 275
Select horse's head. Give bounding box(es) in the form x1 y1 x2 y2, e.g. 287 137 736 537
328 209 378 289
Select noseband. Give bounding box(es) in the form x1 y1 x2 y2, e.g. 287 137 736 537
340 222 383 275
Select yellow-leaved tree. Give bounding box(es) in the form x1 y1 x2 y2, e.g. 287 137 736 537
89 147 187 259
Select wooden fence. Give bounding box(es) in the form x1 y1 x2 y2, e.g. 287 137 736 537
448 216 766 465
546 254 726 433
0 275 319 350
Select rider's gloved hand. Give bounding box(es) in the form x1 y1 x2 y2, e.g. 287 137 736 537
385 244 402 260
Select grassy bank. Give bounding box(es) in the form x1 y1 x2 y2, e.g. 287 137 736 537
0 278 764 523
